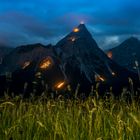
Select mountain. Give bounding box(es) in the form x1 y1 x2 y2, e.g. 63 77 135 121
0 43 66 96
0 47 13 63
0 43 56 74
56 24 114 82
55 24 138 95
0 24 139 97
107 37 140 71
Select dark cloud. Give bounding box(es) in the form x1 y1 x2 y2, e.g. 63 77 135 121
0 0 139 49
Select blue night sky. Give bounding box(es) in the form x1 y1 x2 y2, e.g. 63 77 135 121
0 0 140 49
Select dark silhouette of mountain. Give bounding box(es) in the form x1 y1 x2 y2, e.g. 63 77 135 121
0 43 56 74
55 24 138 95
56 24 115 81
0 46 13 62
0 43 66 97
0 25 139 97
107 37 140 71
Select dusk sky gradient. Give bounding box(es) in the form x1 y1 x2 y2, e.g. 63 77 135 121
0 0 140 49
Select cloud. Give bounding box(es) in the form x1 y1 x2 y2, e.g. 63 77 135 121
0 0 140 49
94 35 120 50
0 12 57 37
0 11 63 46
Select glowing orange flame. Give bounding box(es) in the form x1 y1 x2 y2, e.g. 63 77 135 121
99 76 105 82
95 75 105 82
40 60 51 69
22 61 30 69
73 28 79 33
56 82 65 89
40 57 52 69
107 51 113 59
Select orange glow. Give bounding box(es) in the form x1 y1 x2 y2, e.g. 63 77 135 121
73 28 79 32
99 76 105 82
40 60 51 69
107 51 113 59
95 75 105 82
40 57 52 69
56 82 65 89
22 61 30 69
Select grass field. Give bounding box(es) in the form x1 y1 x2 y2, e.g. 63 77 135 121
0 92 140 140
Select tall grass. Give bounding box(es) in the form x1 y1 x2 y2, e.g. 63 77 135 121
0 93 140 140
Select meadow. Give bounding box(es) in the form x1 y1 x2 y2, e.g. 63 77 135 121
0 90 140 140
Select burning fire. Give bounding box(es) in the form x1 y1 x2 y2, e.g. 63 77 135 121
95 75 105 82
22 61 31 69
107 51 113 59
99 76 105 82
40 57 52 69
73 28 79 33
56 82 65 89
40 60 51 69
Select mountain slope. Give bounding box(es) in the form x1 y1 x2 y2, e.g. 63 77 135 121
56 24 116 82
0 43 56 74
107 37 140 71
55 24 138 95
0 47 13 63
0 24 139 97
